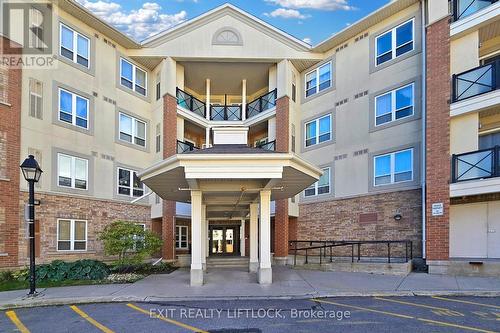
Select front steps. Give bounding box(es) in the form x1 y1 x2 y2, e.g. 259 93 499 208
207 256 249 269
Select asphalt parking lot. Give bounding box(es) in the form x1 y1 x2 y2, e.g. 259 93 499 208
1 296 499 332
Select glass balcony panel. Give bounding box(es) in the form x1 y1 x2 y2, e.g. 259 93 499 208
455 150 494 181
454 64 494 101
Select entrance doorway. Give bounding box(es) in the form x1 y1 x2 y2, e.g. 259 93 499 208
210 226 240 256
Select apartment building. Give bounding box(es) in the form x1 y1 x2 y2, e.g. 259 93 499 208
426 0 500 276
0 0 497 283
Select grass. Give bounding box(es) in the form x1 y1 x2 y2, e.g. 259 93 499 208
0 279 107 292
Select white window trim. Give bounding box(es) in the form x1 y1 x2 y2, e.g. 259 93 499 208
176 225 188 249
119 112 147 147
120 58 148 96
29 7 44 49
29 78 43 119
57 153 89 190
117 167 144 198
58 88 89 129
374 148 414 187
0 65 8 104
56 219 87 252
305 114 332 147
305 61 332 97
375 18 415 67
305 167 331 197
59 23 90 68
375 82 415 126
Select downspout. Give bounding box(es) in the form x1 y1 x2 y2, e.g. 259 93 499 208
421 0 427 259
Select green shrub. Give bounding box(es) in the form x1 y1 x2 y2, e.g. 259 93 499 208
0 271 14 282
12 260 110 283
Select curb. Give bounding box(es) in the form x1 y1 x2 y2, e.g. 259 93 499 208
2 290 500 310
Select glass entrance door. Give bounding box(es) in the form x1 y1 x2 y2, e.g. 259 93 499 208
210 226 239 256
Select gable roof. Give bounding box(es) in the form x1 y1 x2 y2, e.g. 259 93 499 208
141 3 311 51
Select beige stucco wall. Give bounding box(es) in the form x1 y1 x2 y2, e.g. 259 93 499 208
450 113 479 154
427 0 449 25
451 31 479 74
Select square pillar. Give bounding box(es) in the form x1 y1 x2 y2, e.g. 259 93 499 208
258 190 272 284
201 204 207 271
249 203 259 272
240 219 246 257
190 190 203 286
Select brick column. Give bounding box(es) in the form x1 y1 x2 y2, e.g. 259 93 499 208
0 36 21 268
162 93 177 260
425 16 451 263
274 96 290 262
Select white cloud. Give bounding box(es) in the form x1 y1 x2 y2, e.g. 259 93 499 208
76 0 187 41
302 37 312 44
264 8 310 19
265 0 355 11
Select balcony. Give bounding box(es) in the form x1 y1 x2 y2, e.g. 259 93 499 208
256 140 276 151
210 105 242 121
177 140 199 153
451 0 500 37
176 88 206 118
452 0 498 21
246 89 277 119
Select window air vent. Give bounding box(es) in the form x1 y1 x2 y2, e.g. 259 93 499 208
334 153 348 161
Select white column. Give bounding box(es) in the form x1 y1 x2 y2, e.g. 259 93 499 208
190 190 203 286
240 219 246 257
205 79 211 121
201 204 207 271
242 79 247 121
258 190 272 284
249 203 259 273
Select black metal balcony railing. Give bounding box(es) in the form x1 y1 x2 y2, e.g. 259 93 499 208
246 89 277 119
452 60 499 102
452 0 498 21
176 88 206 118
256 140 276 151
210 105 242 121
451 146 500 183
177 140 199 154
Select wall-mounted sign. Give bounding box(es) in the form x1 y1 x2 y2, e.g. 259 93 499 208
432 203 444 216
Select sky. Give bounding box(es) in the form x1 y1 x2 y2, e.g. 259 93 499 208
76 0 391 45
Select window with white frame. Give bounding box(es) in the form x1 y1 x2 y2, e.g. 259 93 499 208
57 153 88 190
118 167 144 197
119 112 146 147
120 58 147 96
305 167 330 197
305 62 332 97
29 78 43 119
305 114 331 147
156 72 161 101
155 123 161 153
29 7 44 49
176 225 188 249
376 19 414 66
58 88 88 129
374 148 413 186
57 219 87 251
0 65 7 103
375 83 414 126
60 23 90 68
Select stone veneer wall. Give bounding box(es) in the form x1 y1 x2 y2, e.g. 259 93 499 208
16 192 150 266
297 189 423 258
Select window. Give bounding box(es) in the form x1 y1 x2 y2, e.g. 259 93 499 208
118 167 144 198
305 62 331 97
176 226 188 249
375 83 414 126
0 65 7 103
58 88 88 129
120 58 147 96
119 113 146 147
29 79 43 119
305 167 330 197
374 149 413 186
57 219 87 251
376 19 414 66
291 124 296 153
156 73 161 101
155 123 161 153
305 115 331 147
60 23 90 68
57 153 88 190
29 8 44 49
292 83 296 102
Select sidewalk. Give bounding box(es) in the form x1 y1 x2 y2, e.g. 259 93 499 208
1 266 500 309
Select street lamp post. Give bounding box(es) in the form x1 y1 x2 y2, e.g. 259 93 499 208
20 155 43 295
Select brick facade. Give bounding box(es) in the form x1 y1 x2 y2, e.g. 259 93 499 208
0 36 21 268
274 95 290 258
162 93 178 260
297 189 423 257
425 16 451 261
17 192 150 266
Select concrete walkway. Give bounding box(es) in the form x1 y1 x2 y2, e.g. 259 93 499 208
1 267 500 309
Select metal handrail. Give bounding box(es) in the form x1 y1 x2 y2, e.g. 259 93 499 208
177 140 199 154
452 0 498 21
246 89 277 119
452 60 499 102
451 146 500 183
256 140 276 151
289 240 413 266
176 88 206 118
210 105 242 121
